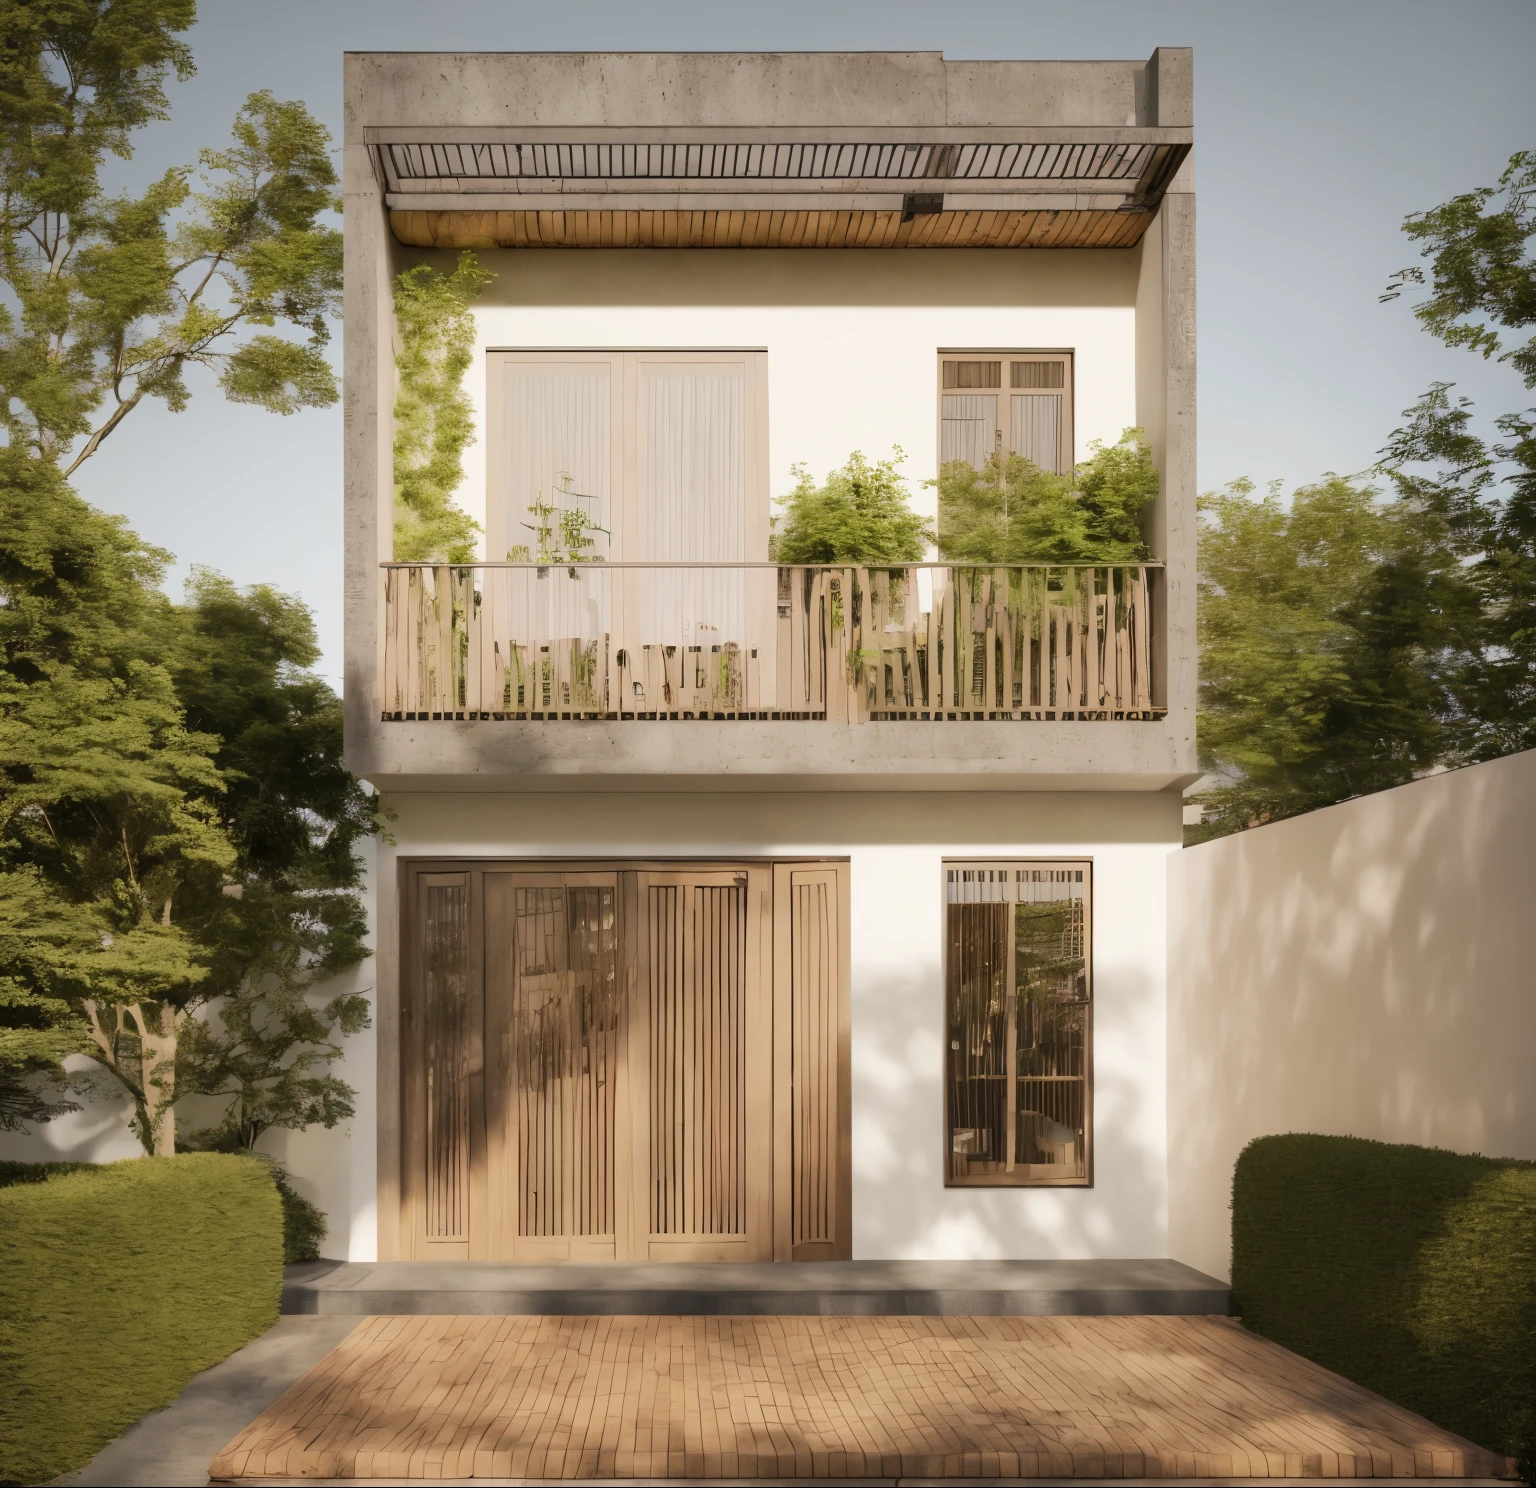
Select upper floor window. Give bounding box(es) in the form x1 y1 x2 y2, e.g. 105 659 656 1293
937 351 1074 476
944 860 1091 1187
485 350 770 565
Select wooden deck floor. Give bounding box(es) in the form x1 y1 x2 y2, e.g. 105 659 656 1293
209 1314 1512 1482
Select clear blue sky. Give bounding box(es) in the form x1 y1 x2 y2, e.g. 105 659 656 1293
69 0 1536 681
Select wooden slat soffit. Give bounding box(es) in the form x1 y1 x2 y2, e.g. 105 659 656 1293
391 208 1153 251
371 128 1190 250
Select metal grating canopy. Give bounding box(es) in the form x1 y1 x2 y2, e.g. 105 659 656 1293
380 140 1163 186
369 126 1191 244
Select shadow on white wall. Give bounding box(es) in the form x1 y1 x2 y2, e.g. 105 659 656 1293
852 961 1169 1261
1168 748 1536 1282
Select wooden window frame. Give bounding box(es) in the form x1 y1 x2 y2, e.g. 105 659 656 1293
936 348 1075 477
941 856 1093 1190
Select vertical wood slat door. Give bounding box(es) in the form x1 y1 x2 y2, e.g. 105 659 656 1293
402 871 485 1260
772 864 853 1261
629 869 773 1261
483 872 628 1261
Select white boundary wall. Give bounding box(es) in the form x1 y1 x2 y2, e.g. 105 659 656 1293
1167 748 1536 1282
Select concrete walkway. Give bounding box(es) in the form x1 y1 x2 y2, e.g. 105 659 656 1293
51 1316 359 1488
282 1257 1230 1317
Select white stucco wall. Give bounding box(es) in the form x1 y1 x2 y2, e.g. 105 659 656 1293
1167 748 1536 1284
373 788 1180 1261
441 249 1140 548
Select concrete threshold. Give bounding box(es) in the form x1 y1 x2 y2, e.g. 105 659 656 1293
281 1257 1230 1317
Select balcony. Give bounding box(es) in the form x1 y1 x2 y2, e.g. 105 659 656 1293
380 563 1162 723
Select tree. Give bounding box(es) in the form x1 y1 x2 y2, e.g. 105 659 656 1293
1380 150 1536 760
0 457 235 1151
0 5 366 1148
1191 476 1479 842
0 3 342 474
935 429 1158 564
166 571 374 1151
770 448 932 563
393 251 493 562
1192 151 1535 841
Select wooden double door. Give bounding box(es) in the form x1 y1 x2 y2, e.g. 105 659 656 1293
401 862 849 1263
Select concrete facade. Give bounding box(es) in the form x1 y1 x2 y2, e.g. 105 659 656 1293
337 48 1196 1264
371 791 1180 1263
341 49 1198 790
5 51 1199 1270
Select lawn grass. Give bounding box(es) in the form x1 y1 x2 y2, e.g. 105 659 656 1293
1232 1133 1536 1468
0 1154 283 1485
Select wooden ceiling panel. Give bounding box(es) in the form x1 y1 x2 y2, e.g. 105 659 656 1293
388 207 1154 252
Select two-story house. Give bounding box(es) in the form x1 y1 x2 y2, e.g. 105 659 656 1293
343 48 1195 1265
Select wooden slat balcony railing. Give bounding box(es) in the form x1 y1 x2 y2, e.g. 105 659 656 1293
380 562 1162 722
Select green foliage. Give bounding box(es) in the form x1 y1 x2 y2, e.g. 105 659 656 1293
1192 477 1479 840
0 451 178 1124
0 1159 86 1186
1232 1135 1536 1465
0 1 342 476
935 429 1157 563
1382 150 1536 388
165 569 375 1151
508 474 609 565
0 452 236 1146
0 1153 283 1485
770 448 932 563
178 980 369 1152
1378 150 1536 764
0 477 374 1152
1197 152 1536 840
273 1166 326 1263
0 8 365 1147
393 251 494 561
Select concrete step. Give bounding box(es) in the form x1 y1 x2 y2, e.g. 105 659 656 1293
282 1258 1230 1317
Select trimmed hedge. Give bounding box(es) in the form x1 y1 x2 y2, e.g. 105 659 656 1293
0 1154 283 1485
1232 1134 1536 1468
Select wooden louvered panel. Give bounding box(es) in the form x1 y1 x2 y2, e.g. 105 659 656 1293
413 859 847 1263
484 872 623 1261
647 882 744 1236
402 871 482 1259
792 877 833 1247
773 864 852 1261
513 885 618 1240
633 870 772 1260
423 881 470 1239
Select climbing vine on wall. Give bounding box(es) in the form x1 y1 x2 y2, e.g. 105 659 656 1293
392 251 494 561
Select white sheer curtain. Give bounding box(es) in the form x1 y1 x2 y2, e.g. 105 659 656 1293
941 393 997 471
501 365 612 561
1011 393 1062 474
501 364 613 654
637 363 747 648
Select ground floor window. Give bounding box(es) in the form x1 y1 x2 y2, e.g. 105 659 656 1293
944 860 1091 1187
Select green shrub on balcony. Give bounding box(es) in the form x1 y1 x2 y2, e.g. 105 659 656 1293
1232 1133 1536 1473
937 427 1157 564
770 448 934 564
0 1154 283 1484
